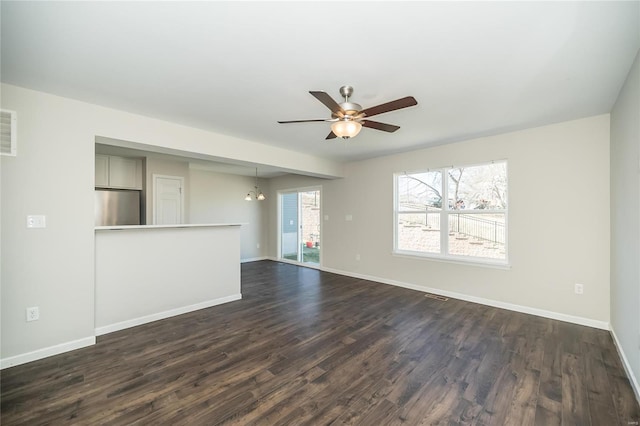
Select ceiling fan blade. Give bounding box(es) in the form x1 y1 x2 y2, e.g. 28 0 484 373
310 91 344 116
359 96 417 118
361 120 400 133
325 131 337 140
278 119 330 124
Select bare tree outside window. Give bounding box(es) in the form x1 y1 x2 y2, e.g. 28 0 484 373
395 161 508 263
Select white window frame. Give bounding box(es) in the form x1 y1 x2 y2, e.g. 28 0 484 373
393 161 509 268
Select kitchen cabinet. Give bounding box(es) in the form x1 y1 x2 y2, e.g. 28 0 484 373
95 154 143 189
95 154 109 187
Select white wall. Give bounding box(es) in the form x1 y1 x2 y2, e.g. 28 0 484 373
269 115 611 326
610 49 640 393
0 83 342 364
189 167 269 261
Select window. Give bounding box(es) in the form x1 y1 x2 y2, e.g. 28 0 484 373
394 161 508 266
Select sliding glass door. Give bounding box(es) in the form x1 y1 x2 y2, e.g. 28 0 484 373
279 188 321 265
281 192 300 262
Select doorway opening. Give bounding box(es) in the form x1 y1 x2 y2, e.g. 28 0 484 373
279 188 321 265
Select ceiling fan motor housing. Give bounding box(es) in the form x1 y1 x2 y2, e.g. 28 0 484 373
335 86 362 119
333 102 362 119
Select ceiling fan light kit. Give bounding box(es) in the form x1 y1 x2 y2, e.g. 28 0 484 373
278 85 417 140
331 119 362 139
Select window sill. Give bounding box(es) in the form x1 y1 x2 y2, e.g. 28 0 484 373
392 250 511 270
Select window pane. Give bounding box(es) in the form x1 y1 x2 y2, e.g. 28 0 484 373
448 213 506 260
448 163 507 210
398 171 443 211
397 213 440 253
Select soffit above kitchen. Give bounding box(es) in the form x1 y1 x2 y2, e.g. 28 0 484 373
95 139 288 179
2 1 639 162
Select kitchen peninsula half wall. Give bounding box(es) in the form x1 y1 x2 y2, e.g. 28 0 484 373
95 224 242 335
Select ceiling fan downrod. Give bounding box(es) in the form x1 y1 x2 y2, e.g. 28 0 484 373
336 85 362 117
339 85 354 102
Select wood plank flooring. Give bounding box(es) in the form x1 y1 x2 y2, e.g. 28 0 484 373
2 260 639 425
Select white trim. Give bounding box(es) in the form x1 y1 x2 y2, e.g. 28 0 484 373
392 251 511 270
96 223 243 231
610 326 640 404
320 265 609 330
95 294 242 336
241 256 268 263
0 336 96 370
393 161 509 267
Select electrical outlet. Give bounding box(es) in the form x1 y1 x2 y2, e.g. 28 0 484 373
26 307 39 322
574 283 584 295
256 243 260 249
356 254 361 261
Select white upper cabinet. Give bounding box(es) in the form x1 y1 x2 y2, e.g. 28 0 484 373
95 154 110 187
95 154 143 189
108 156 142 189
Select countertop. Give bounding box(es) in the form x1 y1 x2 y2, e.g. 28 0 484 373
95 223 244 231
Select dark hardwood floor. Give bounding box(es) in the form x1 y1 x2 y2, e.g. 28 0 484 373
2 260 639 425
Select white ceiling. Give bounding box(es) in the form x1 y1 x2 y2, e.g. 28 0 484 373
2 1 639 164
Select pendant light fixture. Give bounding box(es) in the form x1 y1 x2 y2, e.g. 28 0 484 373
245 168 266 201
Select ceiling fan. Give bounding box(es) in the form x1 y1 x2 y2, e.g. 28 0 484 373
277 86 418 140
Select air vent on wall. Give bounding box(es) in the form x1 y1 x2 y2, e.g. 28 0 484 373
1 110 17 156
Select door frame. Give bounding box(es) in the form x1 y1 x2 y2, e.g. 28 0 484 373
277 185 322 268
152 174 184 225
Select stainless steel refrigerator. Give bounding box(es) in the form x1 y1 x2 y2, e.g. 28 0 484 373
95 189 141 226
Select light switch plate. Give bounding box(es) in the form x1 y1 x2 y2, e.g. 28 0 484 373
26 215 46 228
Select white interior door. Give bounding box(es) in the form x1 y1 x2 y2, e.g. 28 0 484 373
154 175 184 225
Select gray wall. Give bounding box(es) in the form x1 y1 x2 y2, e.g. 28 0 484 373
188 167 269 261
269 115 611 326
0 83 337 364
610 49 640 391
1 85 97 362
0 79 628 386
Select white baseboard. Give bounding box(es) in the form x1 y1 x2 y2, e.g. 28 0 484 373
0 336 96 370
610 326 640 404
320 266 610 330
270 256 322 270
95 293 242 336
241 256 268 263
